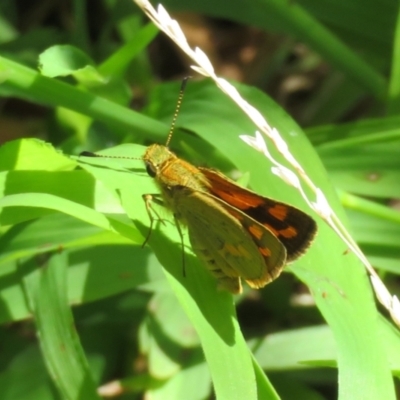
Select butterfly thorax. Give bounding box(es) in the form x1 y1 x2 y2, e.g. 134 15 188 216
143 144 210 204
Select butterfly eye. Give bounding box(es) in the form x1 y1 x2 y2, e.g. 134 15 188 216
145 162 157 177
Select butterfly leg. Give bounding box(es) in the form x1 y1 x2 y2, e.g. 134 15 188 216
173 214 187 277
143 195 188 278
142 194 167 248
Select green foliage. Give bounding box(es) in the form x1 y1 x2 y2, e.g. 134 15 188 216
0 1 399 399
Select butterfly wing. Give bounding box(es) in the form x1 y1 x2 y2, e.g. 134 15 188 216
200 168 317 262
173 186 287 294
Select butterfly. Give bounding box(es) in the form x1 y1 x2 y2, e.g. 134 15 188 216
82 78 317 294
142 143 317 294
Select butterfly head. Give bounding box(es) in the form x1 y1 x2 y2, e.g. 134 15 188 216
143 144 176 178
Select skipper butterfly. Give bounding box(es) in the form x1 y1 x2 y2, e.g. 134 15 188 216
83 79 317 293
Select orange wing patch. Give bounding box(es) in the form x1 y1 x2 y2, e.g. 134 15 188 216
200 168 265 208
248 223 264 240
268 204 288 221
258 246 272 257
261 223 297 239
278 226 298 238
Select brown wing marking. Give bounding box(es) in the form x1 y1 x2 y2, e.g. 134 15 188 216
200 168 317 262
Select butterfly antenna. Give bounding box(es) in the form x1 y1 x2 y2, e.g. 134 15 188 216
80 76 191 159
165 76 191 148
79 151 141 160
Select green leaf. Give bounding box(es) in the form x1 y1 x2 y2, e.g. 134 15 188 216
23 251 101 400
39 45 105 85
